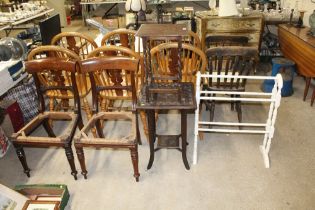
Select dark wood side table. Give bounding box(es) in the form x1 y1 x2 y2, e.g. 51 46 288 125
135 24 195 170
137 82 196 170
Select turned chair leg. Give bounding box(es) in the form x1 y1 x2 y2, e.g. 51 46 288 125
64 144 78 180
75 146 88 179
130 146 140 182
15 146 30 177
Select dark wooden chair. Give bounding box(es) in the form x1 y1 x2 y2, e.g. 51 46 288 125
87 46 142 144
74 57 140 181
205 46 257 123
11 57 83 180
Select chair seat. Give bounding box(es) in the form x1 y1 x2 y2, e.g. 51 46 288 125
77 136 136 145
75 111 136 146
12 111 79 144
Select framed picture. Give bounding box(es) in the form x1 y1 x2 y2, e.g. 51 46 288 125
0 183 28 210
36 196 62 202
22 200 60 210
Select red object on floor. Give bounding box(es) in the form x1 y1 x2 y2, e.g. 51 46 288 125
5 101 24 132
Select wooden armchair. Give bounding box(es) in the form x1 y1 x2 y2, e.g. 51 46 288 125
205 46 258 123
101 28 138 51
74 57 140 181
51 32 98 59
51 32 98 122
150 42 207 85
184 31 201 49
11 57 83 180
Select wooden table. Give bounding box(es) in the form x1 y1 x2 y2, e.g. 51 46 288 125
137 82 196 170
278 24 315 101
136 24 194 170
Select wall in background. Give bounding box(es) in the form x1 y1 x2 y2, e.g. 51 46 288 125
47 0 67 27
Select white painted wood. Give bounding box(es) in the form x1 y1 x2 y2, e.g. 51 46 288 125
193 73 283 168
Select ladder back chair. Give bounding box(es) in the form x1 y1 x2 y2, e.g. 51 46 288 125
28 46 82 112
205 46 258 123
74 57 140 181
101 28 138 51
11 57 83 180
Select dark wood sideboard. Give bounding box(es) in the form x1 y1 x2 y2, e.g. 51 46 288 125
278 24 315 101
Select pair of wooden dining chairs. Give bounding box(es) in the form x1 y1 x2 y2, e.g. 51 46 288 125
11 45 141 181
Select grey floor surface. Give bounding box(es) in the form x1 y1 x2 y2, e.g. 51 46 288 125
1 20 315 210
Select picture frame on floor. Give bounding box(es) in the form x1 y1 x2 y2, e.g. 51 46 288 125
22 200 60 210
0 183 28 210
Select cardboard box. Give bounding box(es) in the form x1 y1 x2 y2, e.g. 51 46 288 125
15 184 70 210
103 18 119 29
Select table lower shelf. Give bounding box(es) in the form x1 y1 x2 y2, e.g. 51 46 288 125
156 134 181 150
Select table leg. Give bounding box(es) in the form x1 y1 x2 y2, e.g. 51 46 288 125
146 109 156 169
303 77 311 101
181 110 190 170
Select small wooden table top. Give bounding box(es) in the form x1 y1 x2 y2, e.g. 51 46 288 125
136 82 196 110
135 24 188 39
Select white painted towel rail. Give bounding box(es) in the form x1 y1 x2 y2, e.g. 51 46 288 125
193 72 283 168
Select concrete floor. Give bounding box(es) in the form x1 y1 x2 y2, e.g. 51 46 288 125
1 20 315 210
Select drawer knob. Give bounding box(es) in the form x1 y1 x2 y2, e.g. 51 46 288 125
211 23 220 27
246 23 255 27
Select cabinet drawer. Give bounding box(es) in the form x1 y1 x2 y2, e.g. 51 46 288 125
206 18 262 32
204 32 261 45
